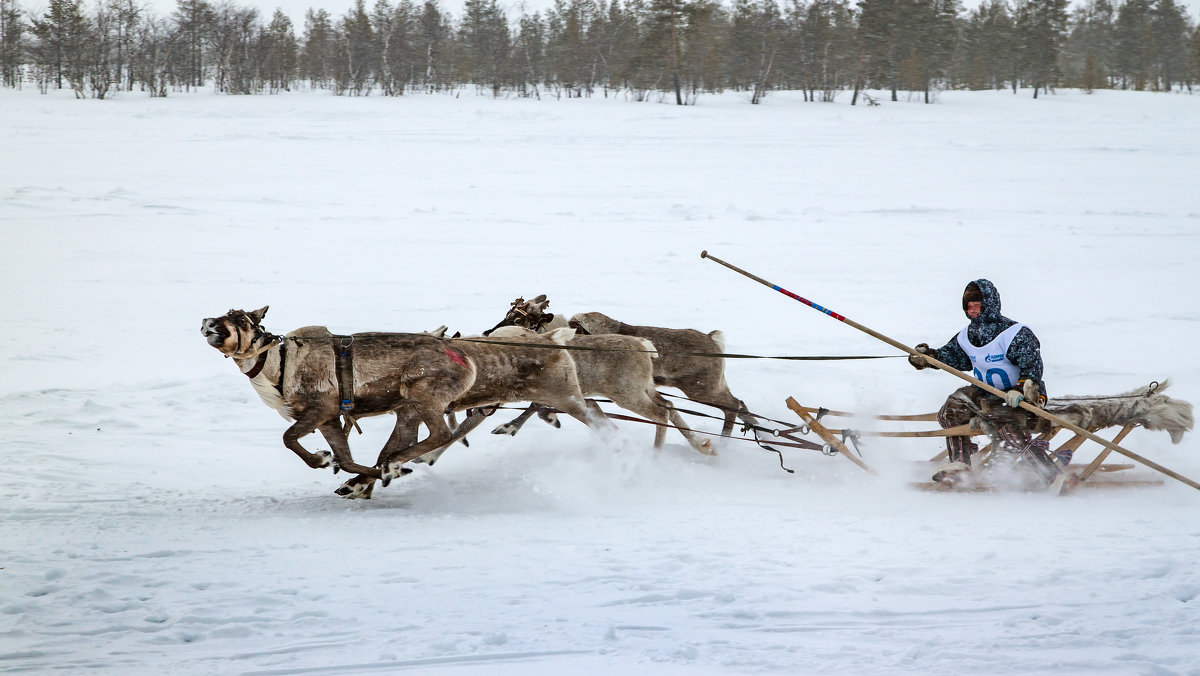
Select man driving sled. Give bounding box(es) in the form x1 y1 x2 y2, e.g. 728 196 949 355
908 279 1062 485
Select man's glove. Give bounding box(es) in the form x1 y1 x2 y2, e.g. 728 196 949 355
1004 389 1025 408
908 343 934 370
1021 378 1044 408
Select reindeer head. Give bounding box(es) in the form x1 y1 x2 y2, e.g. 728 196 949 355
566 311 621 336
201 306 273 359
483 294 555 335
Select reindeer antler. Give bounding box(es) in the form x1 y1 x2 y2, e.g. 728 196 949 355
528 294 550 312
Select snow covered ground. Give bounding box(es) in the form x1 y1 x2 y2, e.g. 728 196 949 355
1 87 1198 675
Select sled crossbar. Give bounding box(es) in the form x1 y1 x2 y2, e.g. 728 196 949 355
789 405 939 423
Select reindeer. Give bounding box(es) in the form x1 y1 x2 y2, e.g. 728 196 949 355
486 296 763 442
338 327 617 496
483 325 714 454
201 307 607 499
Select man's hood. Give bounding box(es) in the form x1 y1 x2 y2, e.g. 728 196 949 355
964 279 1002 322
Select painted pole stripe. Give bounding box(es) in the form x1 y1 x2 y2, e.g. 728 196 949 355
772 285 846 322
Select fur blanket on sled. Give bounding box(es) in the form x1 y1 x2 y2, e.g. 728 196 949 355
1041 380 1193 444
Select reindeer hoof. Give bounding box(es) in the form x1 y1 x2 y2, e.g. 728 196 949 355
414 451 446 466
335 478 374 499
540 412 561 428
697 439 717 456
380 462 413 487
492 423 519 436
315 451 334 469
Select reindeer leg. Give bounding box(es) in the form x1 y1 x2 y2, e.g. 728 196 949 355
336 410 420 499
606 389 669 449
536 407 561 428
445 410 469 447
683 386 741 438
734 400 765 438
492 403 540 436
585 399 615 429
660 395 716 455
624 390 714 454
417 406 492 466
668 409 716 454
318 421 381 477
719 407 737 438
282 414 337 470
549 397 614 435
379 407 460 484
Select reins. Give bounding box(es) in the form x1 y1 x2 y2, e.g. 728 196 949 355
1053 381 1160 401
455 336 900 362
238 327 898 364
479 399 823 473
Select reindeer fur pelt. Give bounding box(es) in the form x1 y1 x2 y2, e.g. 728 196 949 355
1044 380 1194 444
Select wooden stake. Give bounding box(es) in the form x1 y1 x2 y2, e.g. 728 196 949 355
1077 424 1137 482
786 397 875 474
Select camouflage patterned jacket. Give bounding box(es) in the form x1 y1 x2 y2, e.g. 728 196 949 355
929 278 1047 398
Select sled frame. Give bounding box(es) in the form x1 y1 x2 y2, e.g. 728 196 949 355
786 402 1165 492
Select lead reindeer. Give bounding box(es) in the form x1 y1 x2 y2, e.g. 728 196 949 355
201 307 607 498
486 295 763 442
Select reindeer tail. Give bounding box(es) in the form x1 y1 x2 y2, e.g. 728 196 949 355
708 330 726 354
635 337 658 360
545 327 577 346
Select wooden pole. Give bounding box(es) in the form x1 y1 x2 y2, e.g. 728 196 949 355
700 250 1200 492
790 405 939 422
1077 424 1137 482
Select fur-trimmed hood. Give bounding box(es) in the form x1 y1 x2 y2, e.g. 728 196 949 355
964 279 1003 323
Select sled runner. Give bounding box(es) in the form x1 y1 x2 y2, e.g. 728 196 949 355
786 381 1193 495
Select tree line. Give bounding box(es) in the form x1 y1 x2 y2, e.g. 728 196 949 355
1 0 1196 101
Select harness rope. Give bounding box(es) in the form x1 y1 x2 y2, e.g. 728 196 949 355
456 336 900 362
238 326 898 363
515 392 861 473
481 400 818 473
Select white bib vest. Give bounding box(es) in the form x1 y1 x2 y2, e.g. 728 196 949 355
957 323 1026 391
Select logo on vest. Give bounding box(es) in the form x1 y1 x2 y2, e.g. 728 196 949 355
985 354 1005 363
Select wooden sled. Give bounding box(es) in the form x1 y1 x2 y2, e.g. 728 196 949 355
786 381 1194 495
